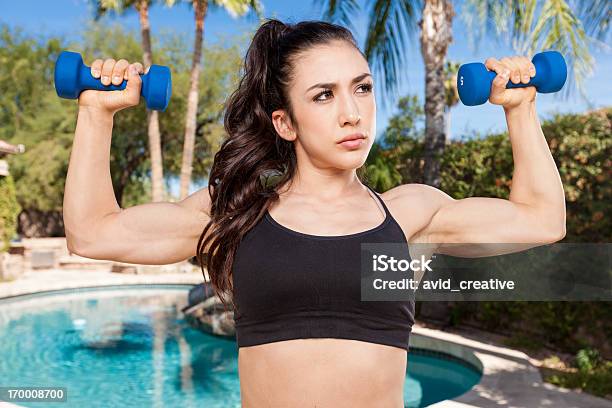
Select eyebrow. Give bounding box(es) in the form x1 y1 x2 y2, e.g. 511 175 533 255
305 73 372 93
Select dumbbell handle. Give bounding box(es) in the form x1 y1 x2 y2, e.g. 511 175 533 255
76 63 151 95
481 59 550 90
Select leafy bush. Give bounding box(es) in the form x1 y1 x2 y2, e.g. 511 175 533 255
546 358 612 398
0 174 21 252
576 347 603 372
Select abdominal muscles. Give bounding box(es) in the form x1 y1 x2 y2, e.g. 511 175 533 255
238 338 407 408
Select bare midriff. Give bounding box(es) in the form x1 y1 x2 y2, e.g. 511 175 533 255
238 338 407 408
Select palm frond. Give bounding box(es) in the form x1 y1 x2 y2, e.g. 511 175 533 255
213 0 263 19
510 0 537 53
93 0 145 20
313 0 362 34
362 0 421 112
573 0 611 41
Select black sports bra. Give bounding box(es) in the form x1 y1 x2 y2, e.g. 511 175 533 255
231 184 415 351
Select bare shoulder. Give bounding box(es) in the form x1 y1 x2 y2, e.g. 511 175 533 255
176 184 213 217
379 183 454 241
380 183 452 210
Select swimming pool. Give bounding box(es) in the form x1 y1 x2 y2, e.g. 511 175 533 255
0 286 481 407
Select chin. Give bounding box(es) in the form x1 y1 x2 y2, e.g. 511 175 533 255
332 154 369 170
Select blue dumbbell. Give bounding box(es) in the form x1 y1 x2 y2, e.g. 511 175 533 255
54 50 172 111
457 50 567 106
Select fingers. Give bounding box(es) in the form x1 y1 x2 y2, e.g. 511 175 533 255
91 59 103 79
112 59 129 85
485 57 509 77
488 61 510 93
89 57 145 85
500 57 521 84
124 63 143 106
512 56 533 84
99 58 116 86
522 57 536 83
485 55 536 85
124 62 144 80
485 57 510 89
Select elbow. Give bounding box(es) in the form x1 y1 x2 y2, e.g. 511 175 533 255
533 206 566 244
64 217 87 256
65 229 79 255
555 224 567 242
65 237 85 257
542 223 566 244
65 230 93 258
553 213 567 242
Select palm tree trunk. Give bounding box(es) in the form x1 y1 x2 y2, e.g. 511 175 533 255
179 0 208 200
445 106 451 145
138 0 165 202
419 0 454 187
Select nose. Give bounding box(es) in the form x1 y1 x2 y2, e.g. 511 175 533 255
341 112 361 126
338 97 361 126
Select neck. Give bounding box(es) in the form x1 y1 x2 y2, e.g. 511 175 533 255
283 169 364 201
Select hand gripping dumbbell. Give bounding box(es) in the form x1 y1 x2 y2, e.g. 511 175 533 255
54 50 172 111
457 50 567 106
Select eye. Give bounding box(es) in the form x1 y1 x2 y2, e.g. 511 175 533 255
313 89 333 103
313 82 374 103
359 83 374 94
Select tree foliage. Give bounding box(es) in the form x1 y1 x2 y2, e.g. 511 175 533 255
0 174 21 251
0 21 244 219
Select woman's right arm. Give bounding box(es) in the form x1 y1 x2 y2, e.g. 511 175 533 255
63 58 212 265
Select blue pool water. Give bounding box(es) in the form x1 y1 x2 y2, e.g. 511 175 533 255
0 286 481 407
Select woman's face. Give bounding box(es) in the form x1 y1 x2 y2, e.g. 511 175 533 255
272 40 376 171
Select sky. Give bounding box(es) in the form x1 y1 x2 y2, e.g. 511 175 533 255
1 0 610 194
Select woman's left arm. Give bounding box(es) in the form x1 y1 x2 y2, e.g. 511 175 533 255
404 55 566 257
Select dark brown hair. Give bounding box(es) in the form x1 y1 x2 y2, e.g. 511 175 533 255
196 18 368 312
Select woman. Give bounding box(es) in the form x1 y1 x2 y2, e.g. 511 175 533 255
64 18 566 408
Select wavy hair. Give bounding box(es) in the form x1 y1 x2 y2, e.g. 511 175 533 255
196 18 369 312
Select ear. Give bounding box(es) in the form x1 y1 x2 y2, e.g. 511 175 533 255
271 109 297 142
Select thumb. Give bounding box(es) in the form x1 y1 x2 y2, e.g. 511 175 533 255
491 69 509 95
123 64 142 105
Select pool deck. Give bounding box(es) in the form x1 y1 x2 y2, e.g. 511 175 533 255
413 325 612 408
1 268 610 408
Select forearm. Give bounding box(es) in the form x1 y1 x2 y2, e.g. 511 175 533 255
63 106 121 247
505 101 566 231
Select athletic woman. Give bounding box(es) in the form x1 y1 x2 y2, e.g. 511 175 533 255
64 18 566 408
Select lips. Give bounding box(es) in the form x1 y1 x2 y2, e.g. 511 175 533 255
337 133 366 143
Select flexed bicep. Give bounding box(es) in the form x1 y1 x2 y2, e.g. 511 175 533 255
69 186 212 265
392 183 564 258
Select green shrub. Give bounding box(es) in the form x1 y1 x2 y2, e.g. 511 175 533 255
576 347 603 372
0 174 21 252
546 360 612 398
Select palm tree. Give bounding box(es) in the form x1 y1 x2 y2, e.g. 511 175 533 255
443 60 460 144
94 0 170 202
316 0 610 187
175 0 263 200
